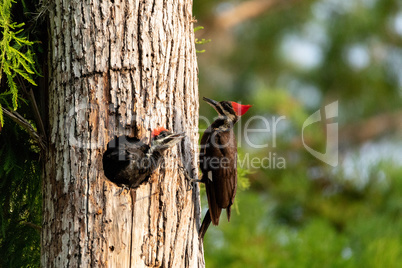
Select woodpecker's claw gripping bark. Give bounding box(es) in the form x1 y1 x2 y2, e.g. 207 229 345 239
114 184 130 196
179 166 201 191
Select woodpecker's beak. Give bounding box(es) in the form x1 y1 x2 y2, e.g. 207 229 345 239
203 97 219 110
168 132 185 141
159 132 185 148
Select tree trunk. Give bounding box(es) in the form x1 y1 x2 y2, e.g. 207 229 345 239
42 0 203 267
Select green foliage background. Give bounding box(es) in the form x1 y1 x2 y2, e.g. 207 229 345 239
0 0 42 267
1 0 401 267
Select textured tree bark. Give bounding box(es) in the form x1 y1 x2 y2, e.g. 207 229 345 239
42 0 203 267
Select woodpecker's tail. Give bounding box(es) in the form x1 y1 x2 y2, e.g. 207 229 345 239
226 205 232 222
199 209 212 240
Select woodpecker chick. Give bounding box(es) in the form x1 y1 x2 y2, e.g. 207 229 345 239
102 127 185 189
198 97 251 239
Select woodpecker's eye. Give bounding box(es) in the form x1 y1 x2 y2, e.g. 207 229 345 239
157 131 169 139
220 101 235 115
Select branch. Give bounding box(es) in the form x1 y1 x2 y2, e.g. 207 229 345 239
289 110 402 150
339 110 402 145
20 221 42 232
2 107 47 151
214 0 300 30
29 88 47 140
16 76 47 140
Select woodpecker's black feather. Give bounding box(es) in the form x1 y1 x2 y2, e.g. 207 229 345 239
103 129 184 189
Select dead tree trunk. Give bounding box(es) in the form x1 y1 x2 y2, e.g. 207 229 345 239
42 0 203 267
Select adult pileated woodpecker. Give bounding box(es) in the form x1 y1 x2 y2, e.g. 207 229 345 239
198 97 251 239
103 127 185 189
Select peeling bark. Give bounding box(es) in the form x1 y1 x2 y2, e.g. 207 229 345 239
42 0 203 267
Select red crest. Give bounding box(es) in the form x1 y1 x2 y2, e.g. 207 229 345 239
231 102 252 116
